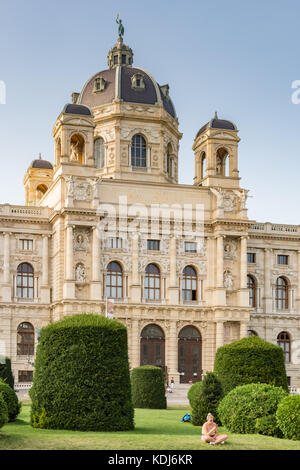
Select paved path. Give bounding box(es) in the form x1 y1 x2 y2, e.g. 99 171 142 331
166 384 191 406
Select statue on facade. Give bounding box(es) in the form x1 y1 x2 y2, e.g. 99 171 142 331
75 263 86 283
70 139 81 161
116 14 124 38
64 175 74 197
210 187 225 208
224 271 233 290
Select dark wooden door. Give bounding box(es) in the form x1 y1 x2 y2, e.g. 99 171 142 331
178 339 202 383
140 338 165 368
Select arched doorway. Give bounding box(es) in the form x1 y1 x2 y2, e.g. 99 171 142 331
140 324 165 372
178 326 202 384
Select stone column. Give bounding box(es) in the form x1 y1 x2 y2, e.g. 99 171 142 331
90 227 102 300
131 319 140 369
2 232 11 302
63 225 75 298
130 233 140 302
264 248 273 312
240 236 248 289
40 235 50 303
297 251 300 314
216 235 224 287
3 232 10 284
168 320 180 384
65 226 74 280
42 235 49 286
215 321 224 351
240 321 248 339
168 236 179 304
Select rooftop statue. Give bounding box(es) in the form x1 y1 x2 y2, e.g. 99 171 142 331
116 13 124 38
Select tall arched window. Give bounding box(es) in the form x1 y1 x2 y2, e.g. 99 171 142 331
276 277 288 310
144 264 160 300
131 134 146 167
247 275 256 308
182 266 197 301
216 147 229 176
106 261 123 298
94 137 105 168
277 331 291 362
201 153 206 178
17 263 34 299
17 322 34 355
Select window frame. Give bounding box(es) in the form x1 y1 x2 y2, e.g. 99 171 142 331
144 264 161 301
277 331 291 363
17 322 34 356
16 263 34 299
106 261 123 299
131 134 146 167
275 277 289 310
181 266 197 301
147 239 160 251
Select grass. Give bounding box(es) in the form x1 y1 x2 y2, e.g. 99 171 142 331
0 403 299 450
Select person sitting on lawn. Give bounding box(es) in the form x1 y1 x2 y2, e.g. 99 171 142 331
201 413 228 445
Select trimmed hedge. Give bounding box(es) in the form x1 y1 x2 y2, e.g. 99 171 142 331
255 415 283 438
187 381 203 408
191 372 223 426
0 358 14 389
131 366 166 409
0 393 8 429
217 383 288 434
30 314 134 431
214 336 288 395
0 380 21 422
276 395 300 440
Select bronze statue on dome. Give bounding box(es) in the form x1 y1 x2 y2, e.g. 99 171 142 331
116 14 124 38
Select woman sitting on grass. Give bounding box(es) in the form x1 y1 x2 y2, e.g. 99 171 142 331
201 413 228 445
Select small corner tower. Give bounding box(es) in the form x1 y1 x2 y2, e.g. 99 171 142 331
193 112 240 188
23 153 54 205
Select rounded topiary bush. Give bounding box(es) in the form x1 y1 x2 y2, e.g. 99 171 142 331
191 372 223 426
131 366 166 409
0 380 21 421
0 358 14 389
276 395 300 440
214 336 288 395
218 383 288 434
30 314 134 431
187 381 202 408
255 415 283 438
0 393 8 429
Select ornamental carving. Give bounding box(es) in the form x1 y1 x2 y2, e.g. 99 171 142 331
75 263 86 283
210 188 237 212
73 229 90 251
224 270 233 290
224 239 237 260
73 179 92 201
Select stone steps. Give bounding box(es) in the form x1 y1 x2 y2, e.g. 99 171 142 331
166 384 192 406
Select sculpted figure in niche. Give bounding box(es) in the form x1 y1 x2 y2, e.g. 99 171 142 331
224 271 233 290
70 135 84 163
75 263 86 283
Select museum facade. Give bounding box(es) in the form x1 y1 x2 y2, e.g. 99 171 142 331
1 34 299 388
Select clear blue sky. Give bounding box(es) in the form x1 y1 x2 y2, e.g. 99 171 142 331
0 0 300 224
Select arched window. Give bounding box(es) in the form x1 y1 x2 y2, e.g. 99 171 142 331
166 144 174 178
247 275 256 308
277 331 291 362
131 134 146 167
144 264 160 300
201 153 206 178
182 266 197 301
276 277 288 310
17 322 34 356
94 137 105 168
216 147 229 176
248 330 258 337
106 262 123 298
36 184 48 202
17 263 34 299
140 324 165 367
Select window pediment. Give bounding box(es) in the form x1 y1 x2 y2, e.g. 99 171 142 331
131 74 145 90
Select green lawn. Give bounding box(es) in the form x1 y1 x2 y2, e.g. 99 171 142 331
0 403 299 450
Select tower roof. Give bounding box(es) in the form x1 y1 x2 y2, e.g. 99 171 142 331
29 153 53 170
195 112 237 139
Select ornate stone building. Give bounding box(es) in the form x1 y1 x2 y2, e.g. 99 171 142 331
1 32 299 388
